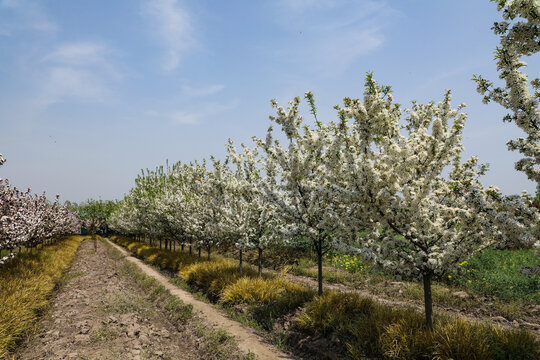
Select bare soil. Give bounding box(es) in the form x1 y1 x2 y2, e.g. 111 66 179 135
107 240 294 360
14 239 252 360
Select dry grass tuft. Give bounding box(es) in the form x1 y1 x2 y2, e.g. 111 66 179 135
222 276 314 306
297 289 540 359
0 235 85 358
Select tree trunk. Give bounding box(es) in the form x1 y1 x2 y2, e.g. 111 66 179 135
181 242 184 253
159 238 162 249
189 240 192 255
423 272 433 330
316 238 323 296
258 248 263 277
239 248 243 275
198 246 201 258
207 246 211 260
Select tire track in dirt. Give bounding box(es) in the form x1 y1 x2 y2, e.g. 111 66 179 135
107 239 295 360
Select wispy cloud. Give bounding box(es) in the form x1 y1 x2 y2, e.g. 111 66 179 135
34 42 121 106
147 101 237 125
271 0 398 75
277 0 337 13
143 0 195 71
43 42 108 66
0 0 58 35
36 67 110 106
182 83 225 97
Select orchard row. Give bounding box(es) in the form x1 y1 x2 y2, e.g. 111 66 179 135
108 2 540 329
0 154 81 264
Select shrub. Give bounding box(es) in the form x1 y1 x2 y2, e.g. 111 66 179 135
111 236 200 272
296 290 540 359
296 290 375 335
179 260 260 297
222 277 314 306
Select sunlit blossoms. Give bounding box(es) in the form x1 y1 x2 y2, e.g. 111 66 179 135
474 0 540 190
0 153 81 265
319 75 540 327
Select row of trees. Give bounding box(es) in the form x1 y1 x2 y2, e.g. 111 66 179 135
109 0 539 329
68 199 117 237
0 153 81 265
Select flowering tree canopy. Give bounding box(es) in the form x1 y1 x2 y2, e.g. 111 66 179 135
0 153 81 265
474 0 540 190
226 140 277 275
325 75 540 328
255 96 339 295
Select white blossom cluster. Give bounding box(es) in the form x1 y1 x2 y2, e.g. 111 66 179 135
474 0 540 190
323 76 540 281
109 73 539 325
109 76 539 286
0 154 81 264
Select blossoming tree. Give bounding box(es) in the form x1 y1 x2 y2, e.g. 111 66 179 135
255 97 338 295
473 0 540 191
226 140 277 276
327 75 540 328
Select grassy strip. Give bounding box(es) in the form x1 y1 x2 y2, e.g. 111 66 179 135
103 239 254 360
294 252 538 320
0 235 87 359
111 236 540 360
448 248 540 302
112 236 314 315
297 290 539 360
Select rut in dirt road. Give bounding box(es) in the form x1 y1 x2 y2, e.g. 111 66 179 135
15 239 249 360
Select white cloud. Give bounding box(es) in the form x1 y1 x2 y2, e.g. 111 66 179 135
143 0 195 71
170 110 202 124
1 0 58 34
36 67 110 106
271 0 397 75
33 42 121 106
43 42 108 66
277 0 336 12
147 101 237 125
181 84 225 97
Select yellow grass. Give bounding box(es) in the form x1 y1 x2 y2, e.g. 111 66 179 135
0 235 85 358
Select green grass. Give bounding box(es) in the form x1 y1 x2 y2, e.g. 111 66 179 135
448 248 540 302
327 253 371 274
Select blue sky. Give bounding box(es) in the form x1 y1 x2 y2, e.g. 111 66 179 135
0 0 538 202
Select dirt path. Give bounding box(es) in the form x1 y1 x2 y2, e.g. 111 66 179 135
281 271 540 336
107 240 294 360
15 239 251 360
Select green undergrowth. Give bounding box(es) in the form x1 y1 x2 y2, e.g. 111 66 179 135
0 235 87 359
448 248 540 303
112 236 540 360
